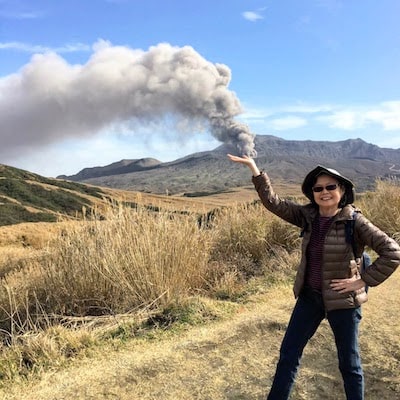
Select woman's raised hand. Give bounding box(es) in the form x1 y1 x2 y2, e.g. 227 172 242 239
227 154 261 177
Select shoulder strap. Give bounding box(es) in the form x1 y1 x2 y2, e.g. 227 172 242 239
345 211 359 257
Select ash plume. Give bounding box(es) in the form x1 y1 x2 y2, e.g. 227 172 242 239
0 41 256 158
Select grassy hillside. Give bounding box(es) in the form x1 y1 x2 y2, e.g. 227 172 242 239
0 164 106 226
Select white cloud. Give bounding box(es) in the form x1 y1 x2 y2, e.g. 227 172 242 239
242 11 264 22
280 103 334 114
243 101 400 133
317 101 400 131
318 111 361 130
240 107 274 120
377 136 400 149
239 101 400 152
0 41 91 54
364 101 400 130
241 102 334 118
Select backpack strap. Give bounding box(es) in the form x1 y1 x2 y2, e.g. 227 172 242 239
345 210 358 257
345 211 371 291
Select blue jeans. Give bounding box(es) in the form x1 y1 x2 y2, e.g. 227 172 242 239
267 287 364 400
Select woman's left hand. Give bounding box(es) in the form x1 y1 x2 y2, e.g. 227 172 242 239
330 275 366 293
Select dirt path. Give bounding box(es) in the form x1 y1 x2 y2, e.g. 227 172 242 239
3 270 400 400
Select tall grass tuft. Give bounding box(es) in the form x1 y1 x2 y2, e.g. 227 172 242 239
205 202 300 298
0 202 212 336
357 179 400 240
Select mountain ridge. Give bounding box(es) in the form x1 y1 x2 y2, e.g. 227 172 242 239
57 157 162 181
58 135 400 195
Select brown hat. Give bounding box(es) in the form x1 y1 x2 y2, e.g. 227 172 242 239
302 165 355 205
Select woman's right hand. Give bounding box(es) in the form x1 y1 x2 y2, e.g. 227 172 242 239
227 154 261 177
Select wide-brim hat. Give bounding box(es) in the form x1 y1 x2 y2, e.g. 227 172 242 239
302 165 355 205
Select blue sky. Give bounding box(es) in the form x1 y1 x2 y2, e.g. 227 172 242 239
1 0 399 177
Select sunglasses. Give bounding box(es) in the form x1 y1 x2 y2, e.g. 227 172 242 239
312 183 340 192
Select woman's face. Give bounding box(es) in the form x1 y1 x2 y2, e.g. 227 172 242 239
312 174 345 210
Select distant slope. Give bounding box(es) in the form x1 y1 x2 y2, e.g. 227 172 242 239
0 165 106 226
60 135 400 195
57 158 162 181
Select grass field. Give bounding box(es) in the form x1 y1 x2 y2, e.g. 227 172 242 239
1 272 399 400
0 180 399 399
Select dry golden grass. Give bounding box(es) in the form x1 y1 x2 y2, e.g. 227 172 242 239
1 271 399 400
0 180 398 399
0 188 249 253
357 179 400 238
0 204 214 337
0 182 298 251
0 222 65 249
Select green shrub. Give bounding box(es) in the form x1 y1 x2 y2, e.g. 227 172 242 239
0 203 56 226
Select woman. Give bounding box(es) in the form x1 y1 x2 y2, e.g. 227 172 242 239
227 154 400 400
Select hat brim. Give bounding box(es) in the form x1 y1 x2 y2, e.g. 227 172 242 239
302 165 355 205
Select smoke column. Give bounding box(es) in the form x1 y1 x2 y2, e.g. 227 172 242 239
0 41 256 157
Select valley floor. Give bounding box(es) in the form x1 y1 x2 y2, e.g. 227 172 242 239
2 270 399 400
